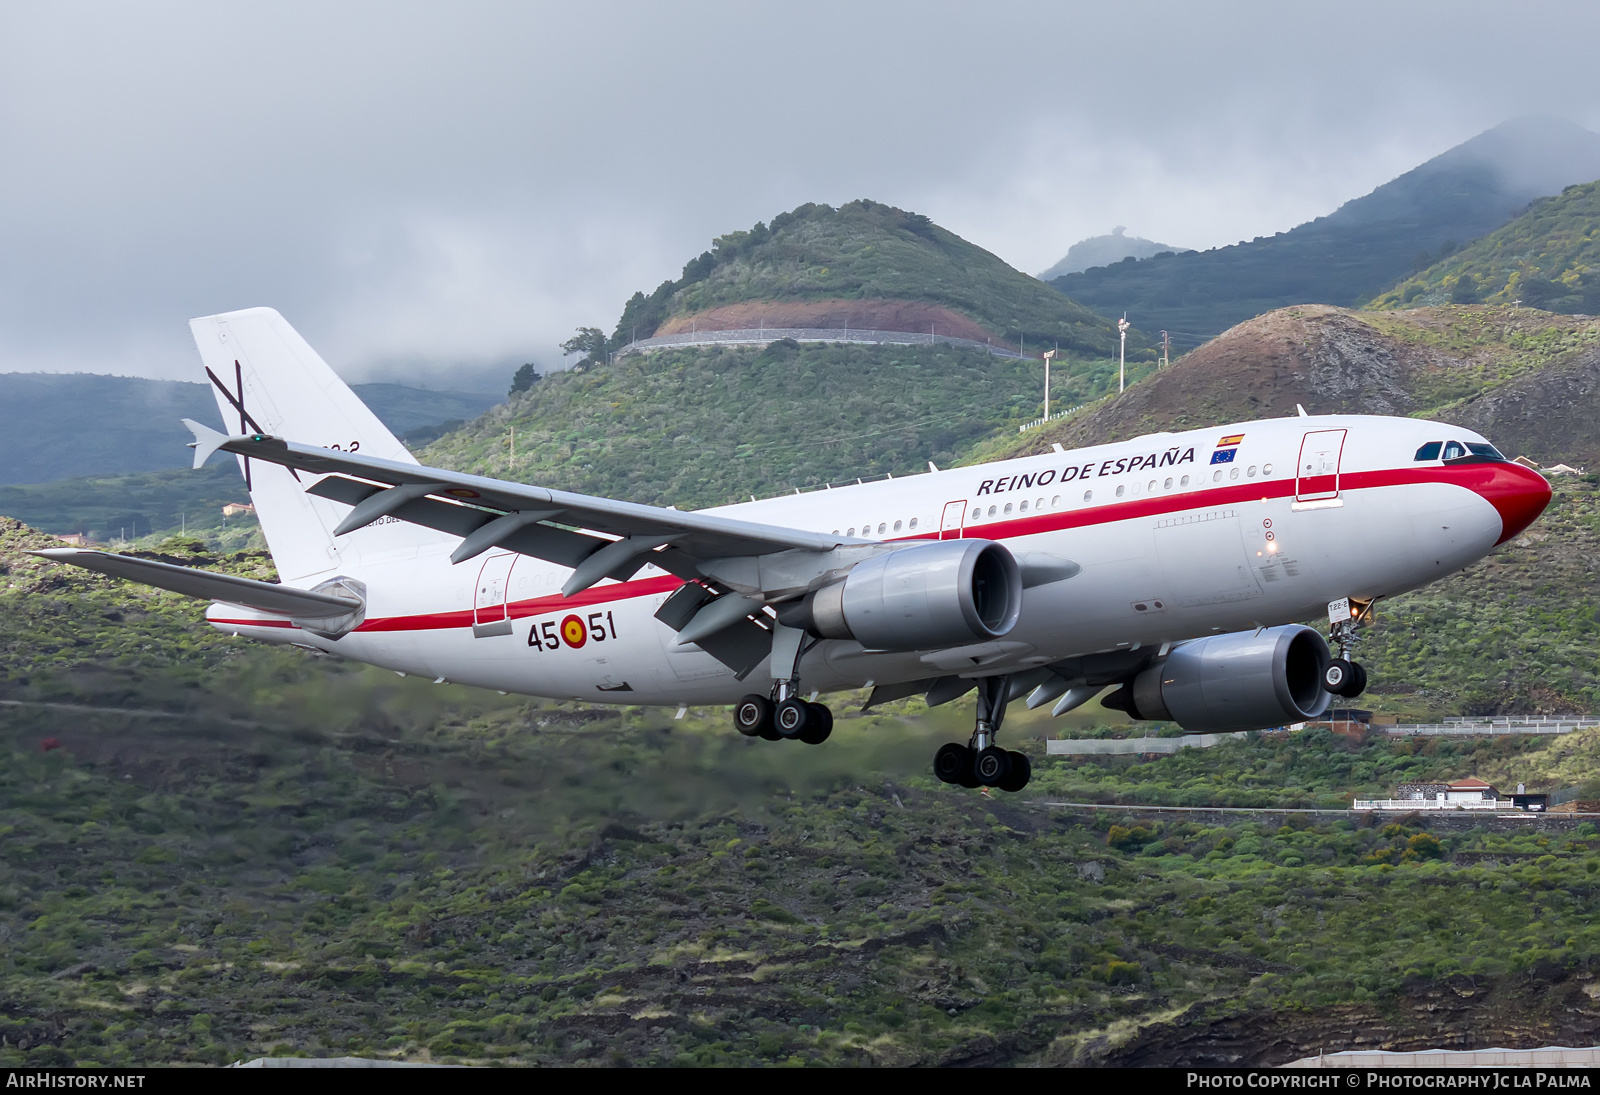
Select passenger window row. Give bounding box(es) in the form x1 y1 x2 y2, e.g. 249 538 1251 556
828 457 1294 537
837 517 920 537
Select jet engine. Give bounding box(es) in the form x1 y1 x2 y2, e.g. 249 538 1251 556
780 539 1022 650
1118 624 1332 732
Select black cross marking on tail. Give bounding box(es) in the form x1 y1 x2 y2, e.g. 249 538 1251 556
205 360 299 489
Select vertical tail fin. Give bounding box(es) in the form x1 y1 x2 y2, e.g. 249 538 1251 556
189 307 452 584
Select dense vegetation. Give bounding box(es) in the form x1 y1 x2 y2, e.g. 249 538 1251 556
421 339 1150 512
1049 118 1600 345
8 513 1600 1067
0 374 500 486
1372 181 1600 314
606 200 1119 357
0 465 261 547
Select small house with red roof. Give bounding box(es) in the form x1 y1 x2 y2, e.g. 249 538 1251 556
1356 777 1505 812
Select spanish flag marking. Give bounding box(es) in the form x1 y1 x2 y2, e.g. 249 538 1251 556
1217 434 1245 447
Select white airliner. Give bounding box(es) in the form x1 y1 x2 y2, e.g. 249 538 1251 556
38 308 1552 792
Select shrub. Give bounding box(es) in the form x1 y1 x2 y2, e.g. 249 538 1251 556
1107 825 1154 851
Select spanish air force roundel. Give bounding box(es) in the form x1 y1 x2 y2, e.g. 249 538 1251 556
560 614 588 648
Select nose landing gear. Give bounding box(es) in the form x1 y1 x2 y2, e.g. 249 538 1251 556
1324 656 1367 698
932 675 1032 792
1326 597 1373 699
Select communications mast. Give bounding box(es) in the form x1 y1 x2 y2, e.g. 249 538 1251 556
1117 314 1130 392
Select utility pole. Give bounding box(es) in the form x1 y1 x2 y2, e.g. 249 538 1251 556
1042 348 1056 419
1117 314 1130 393
1160 330 1170 369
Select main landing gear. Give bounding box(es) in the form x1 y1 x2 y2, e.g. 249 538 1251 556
734 620 834 744
933 675 1032 792
734 689 834 744
1325 601 1370 699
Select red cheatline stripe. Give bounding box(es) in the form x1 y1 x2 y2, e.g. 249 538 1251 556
272 463 1524 636
209 617 298 629
355 574 686 633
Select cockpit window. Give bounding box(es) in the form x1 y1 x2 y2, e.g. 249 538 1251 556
1420 440 1507 464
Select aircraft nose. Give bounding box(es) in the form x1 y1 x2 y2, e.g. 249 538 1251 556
1471 462 1553 544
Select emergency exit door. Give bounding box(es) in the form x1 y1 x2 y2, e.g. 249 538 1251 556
940 500 968 540
472 552 517 637
1296 429 1347 502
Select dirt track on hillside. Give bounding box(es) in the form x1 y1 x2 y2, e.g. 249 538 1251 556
654 299 1000 344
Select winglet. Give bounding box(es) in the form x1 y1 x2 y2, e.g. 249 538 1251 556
183 418 235 469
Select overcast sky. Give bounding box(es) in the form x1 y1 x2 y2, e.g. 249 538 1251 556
2 1 1598 388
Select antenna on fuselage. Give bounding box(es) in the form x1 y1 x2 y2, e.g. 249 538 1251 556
1297 404 1309 418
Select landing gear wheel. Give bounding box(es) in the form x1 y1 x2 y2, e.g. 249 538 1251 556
974 746 1012 787
774 696 811 739
734 694 773 738
799 702 833 745
934 743 971 785
997 751 1032 793
1345 662 1368 698
1324 659 1353 694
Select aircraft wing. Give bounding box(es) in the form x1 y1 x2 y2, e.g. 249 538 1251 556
184 421 864 592
30 548 361 618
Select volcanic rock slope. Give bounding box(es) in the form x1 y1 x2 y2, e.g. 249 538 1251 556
1004 304 1600 468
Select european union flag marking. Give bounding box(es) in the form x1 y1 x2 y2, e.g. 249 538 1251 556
1210 449 1237 465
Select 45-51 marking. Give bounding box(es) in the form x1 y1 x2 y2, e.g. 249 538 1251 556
528 611 617 652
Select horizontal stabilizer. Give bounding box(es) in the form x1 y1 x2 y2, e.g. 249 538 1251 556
183 418 258 470
31 548 360 618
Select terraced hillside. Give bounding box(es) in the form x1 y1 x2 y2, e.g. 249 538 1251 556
606 199 1121 358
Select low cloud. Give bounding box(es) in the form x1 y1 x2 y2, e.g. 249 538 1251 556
0 1 1596 383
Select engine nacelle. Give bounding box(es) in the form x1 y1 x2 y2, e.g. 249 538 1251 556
781 539 1022 651
1126 624 1331 732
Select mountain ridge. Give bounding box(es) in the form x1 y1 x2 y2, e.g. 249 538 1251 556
1037 227 1189 281
1047 117 1600 343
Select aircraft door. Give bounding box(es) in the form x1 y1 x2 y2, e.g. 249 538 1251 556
1296 429 1347 502
472 552 517 637
940 500 968 540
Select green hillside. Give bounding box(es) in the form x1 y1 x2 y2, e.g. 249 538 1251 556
423 338 1154 511
0 464 261 548
608 200 1119 357
11 506 1600 1065
1048 117 1600 345
1372 180 1600 313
